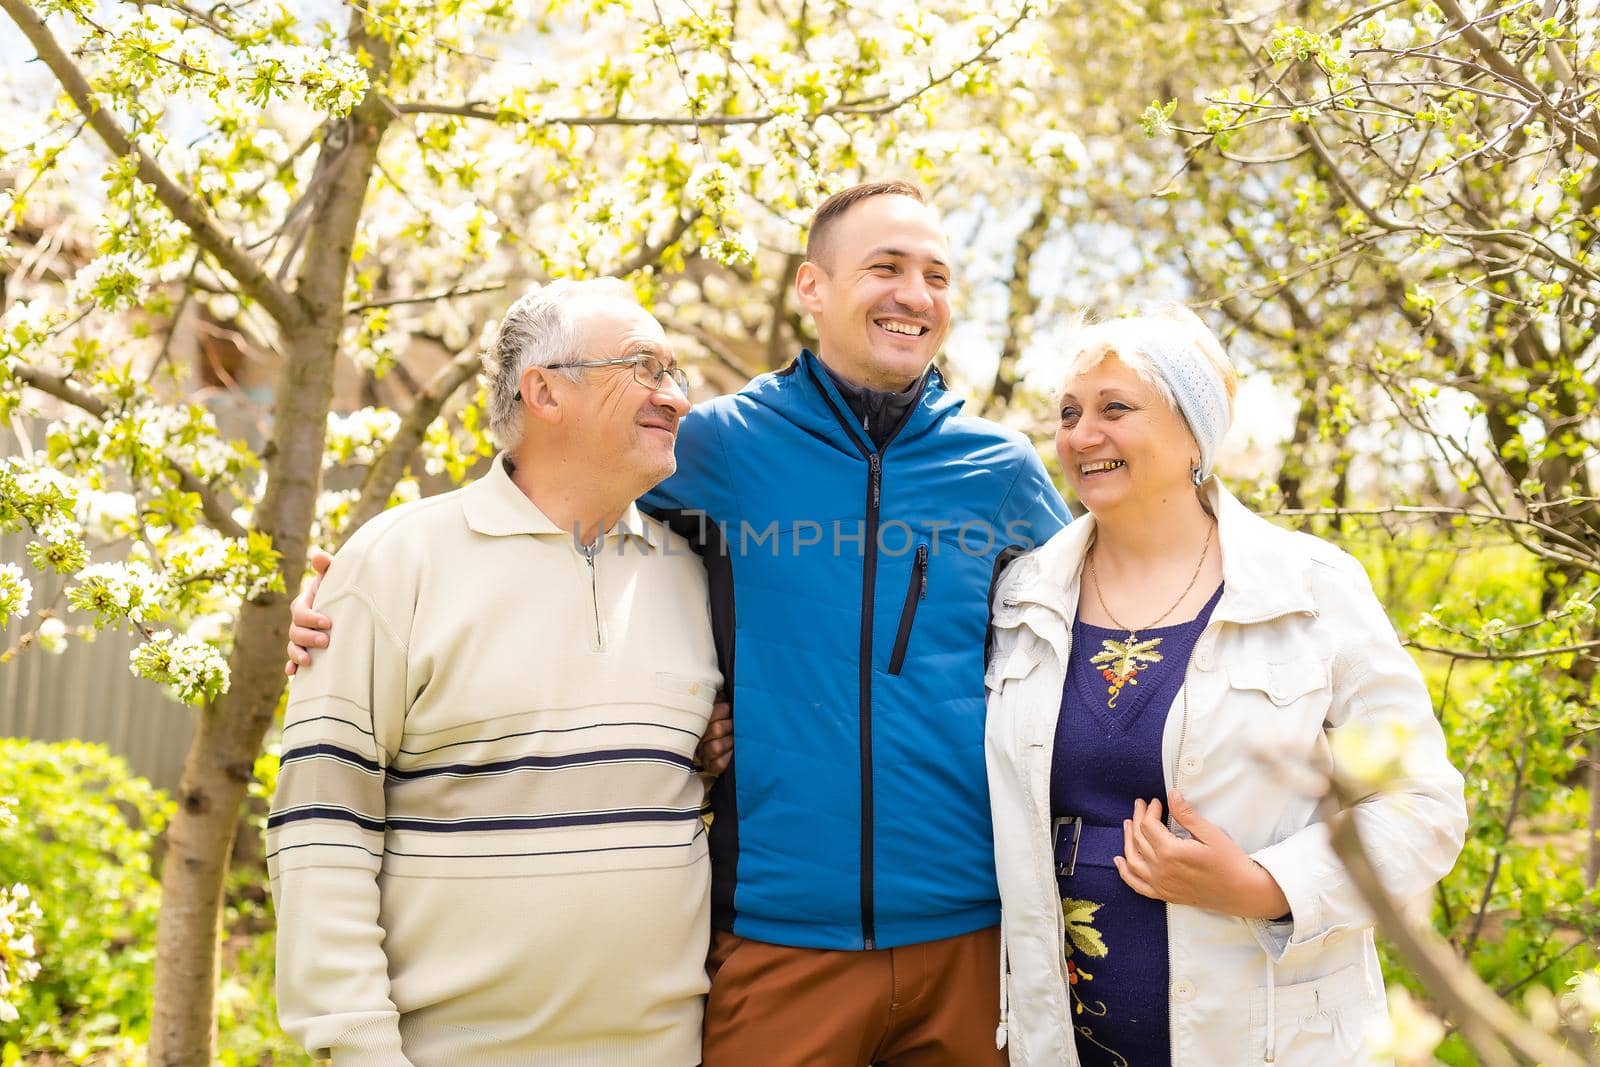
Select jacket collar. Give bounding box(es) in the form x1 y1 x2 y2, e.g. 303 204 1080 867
776 349 962 456
461 453 659 548
995 478 1316 660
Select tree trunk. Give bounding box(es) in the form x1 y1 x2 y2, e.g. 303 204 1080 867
983 198 1051 417
1276 368 1319 511
1588 733 1600 888
148 315 349 1063
149 594 306 1062
148 34 391 1057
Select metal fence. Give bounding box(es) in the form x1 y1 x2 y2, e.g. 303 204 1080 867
0 426 194 792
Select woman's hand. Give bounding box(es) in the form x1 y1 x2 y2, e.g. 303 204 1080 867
1113 789 1291 921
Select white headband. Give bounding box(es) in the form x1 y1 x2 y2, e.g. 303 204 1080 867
1140 331 1232 479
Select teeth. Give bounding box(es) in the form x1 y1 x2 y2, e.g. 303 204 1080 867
878 320 924 336
1081 460 1125 474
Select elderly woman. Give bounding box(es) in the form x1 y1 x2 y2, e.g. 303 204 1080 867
985 309 1466 1066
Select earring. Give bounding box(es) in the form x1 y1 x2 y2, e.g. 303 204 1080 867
1190 462 1204 487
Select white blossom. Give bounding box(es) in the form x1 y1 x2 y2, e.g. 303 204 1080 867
35 617 68 654
69 560 171 623
0 563 31 624
1567 969 1600 1025
326 408 403 467
81 490 139 540
130 629 230 705
0 882 43 1024
1329 715 1426 790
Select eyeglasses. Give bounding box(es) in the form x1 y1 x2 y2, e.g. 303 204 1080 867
549 355 690 395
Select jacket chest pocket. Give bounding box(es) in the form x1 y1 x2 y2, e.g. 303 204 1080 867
1218 659 1334 769
1226 659 1330 715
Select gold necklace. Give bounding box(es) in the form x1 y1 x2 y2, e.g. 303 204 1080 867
1085 521 1215 709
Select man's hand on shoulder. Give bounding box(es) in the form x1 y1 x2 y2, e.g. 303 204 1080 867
284 548 335 676
695 694 733 776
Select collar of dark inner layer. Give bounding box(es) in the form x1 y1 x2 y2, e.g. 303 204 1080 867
820 362 927 450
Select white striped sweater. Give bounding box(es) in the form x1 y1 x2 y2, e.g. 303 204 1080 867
267 456 721 1066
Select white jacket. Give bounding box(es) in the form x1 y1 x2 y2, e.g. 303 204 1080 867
985 480 1466 1066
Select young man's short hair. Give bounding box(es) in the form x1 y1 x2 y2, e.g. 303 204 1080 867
805 180 925 267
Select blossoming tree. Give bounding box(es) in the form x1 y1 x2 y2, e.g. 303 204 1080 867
0 0 1053 1058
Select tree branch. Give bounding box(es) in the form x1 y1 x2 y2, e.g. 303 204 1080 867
765 254 800 371
660 316 759 381
396 1 1035 131
11 365 248 539
1270 504 1599 569
1327 784 1587 1067
346 282 508 315
1465 737 1529 960
617 211 698 276
1433 0 1600 159
338 346 483 546
0 0 303 329
1406 637 1600 662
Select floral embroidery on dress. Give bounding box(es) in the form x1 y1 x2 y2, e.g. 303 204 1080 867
1061 897 1129 1067
1088 637 1164 709
1063 897 1108 959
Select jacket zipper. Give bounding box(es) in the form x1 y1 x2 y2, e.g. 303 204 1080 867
887 544 929 676
807 359 930 950
582 542 603 651
860 451 882 947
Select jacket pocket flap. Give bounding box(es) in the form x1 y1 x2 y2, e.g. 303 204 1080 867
985 643 1038 692
1228 660 1328 706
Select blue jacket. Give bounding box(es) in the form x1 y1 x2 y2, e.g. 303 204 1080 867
643 349 1068 950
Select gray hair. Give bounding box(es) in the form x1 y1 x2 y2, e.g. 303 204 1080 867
482 277 637 448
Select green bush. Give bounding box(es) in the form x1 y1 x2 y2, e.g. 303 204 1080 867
0 739 170 1061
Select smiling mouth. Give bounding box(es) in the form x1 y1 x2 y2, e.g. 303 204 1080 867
875 318 928 337
1080 460 1125 475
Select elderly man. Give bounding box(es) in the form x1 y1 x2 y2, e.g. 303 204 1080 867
266 278 720 1066
290 182 1071 1065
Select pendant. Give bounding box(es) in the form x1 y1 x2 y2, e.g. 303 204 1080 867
1089 632 1164 709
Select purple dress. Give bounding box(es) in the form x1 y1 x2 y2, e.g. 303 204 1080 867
1049 584 1222 1067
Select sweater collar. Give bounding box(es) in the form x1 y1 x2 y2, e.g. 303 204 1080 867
461 453 658 547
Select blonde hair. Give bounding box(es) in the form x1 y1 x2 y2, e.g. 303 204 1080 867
1056 305 1239 475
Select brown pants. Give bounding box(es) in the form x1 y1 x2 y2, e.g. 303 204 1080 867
701 925 1007 1067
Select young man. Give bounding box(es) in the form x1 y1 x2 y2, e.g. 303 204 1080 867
267 279 720 1065
644 182 1068 1064
288 183 1069 1064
